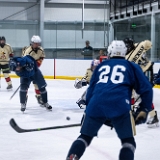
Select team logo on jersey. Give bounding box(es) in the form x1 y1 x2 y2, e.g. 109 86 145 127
132 46 144 63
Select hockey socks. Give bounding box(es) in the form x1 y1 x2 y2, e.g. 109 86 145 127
67 140 86 159
119 137 136 160
66 134 92 160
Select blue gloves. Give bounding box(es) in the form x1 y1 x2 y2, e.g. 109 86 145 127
153 73 160 85
9 60 17 71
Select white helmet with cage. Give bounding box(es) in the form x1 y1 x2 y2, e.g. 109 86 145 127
31 35 41 43
107 40 127 58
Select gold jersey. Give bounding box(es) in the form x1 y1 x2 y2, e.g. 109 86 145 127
83 68 93 84
22 46 45 60
0 43 13 65
125 40 152 72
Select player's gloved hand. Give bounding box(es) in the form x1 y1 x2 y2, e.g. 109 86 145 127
76 98 86 109
9 53 14 60
36 58 44 67
74 78 82 89
134 107 149 125
153 73 160 85
9 60 17 71
81 78 87 87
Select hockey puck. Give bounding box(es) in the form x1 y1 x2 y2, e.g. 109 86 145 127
66 116 70 120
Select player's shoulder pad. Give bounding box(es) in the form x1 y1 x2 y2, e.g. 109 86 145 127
22 46 30 51
38 46 44 52
5 43 11 47
86 68 92 73
87 68 91 71
24 46 32 52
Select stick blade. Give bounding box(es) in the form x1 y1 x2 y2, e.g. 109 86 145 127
9 118 25 133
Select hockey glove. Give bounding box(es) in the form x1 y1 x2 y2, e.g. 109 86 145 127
76 98 86 109
133 107 149 125
81 78 87 87
36 57 44 67
74 78 82 89
9 53 14 60
153 73 160 85
9 60 17 71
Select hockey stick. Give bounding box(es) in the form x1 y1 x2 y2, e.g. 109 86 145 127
10 85 20 100
9 118 81 133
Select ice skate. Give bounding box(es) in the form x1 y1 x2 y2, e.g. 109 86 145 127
43 103 52 111
7 84 13 90
66 154 79 160
35 95 43 105
21 103 26 112
147 111 159 127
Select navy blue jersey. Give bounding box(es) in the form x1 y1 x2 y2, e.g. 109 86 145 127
86 58 153 118
10 55 38 78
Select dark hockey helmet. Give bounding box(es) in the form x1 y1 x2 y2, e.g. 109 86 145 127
0 36 6 47
1 36 6 41
123 37 134 53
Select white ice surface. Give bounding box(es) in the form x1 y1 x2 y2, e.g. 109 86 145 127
0 78 160 160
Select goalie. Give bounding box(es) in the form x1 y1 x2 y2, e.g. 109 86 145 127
124 37 159 127
74 59 100 109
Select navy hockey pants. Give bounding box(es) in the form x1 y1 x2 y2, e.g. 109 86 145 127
20 69 47 104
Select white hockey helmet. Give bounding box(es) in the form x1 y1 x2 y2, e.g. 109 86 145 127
107 40 127 58
31 35 41 43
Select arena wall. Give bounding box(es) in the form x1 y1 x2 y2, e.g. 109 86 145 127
8 59 160 80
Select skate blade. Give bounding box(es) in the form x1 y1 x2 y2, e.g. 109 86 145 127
21 110 25 113
46 108 52 111
40 104 45 107
147 122 159 128
40 104 52 111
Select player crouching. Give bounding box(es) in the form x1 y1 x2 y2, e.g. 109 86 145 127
9 55 52 112
66 40 153 160
74 59 100 109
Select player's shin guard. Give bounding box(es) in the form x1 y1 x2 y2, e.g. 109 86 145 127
66 134 92 160
4 73 12 83
119 137 136 160
20 89 28 104
4 74 12 89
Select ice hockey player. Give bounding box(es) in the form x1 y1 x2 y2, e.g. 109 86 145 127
66 40 153 160
123 37 159 127
74 59 100 109
9 55 52 112
22 35 45 105
0 36 13 89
